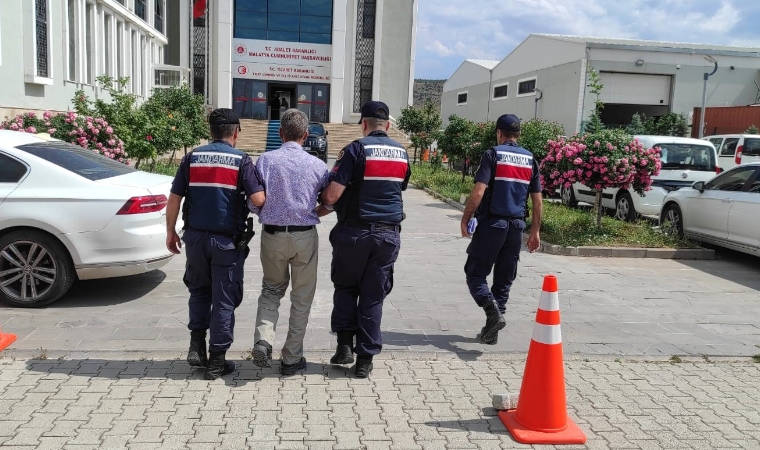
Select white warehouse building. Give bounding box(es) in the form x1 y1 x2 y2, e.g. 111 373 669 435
442 34 760 136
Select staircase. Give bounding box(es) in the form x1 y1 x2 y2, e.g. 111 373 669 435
264 121 282 151
236 120 412 158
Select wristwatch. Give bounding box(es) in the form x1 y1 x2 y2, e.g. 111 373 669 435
323 203 334 211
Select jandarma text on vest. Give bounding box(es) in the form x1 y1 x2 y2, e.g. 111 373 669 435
190 152 242 167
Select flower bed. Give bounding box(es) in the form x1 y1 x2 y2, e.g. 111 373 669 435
0 111 127 164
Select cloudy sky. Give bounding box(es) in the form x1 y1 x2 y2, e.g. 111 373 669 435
414 0 760 79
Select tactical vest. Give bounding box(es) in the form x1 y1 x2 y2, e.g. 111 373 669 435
336 134 409 224
183 141 248 234
487 143 535 219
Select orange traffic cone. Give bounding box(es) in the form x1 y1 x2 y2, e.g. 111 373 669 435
499 275 586 444
0 326 17 352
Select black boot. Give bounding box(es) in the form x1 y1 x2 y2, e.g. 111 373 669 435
204 351 235 380
480 300 506 345
330 331 354 364
187 330 208 368
355 355 373 378
252 340 273 368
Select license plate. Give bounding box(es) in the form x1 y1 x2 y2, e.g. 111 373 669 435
303 147 311 151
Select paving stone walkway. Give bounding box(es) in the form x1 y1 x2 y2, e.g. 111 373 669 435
1 354 759 449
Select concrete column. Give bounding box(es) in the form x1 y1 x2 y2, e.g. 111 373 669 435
330 0 348 124
211 0 233 108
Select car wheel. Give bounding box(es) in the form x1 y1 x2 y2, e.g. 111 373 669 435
661 204 684 238
560 185 578 207
615 191 636 222
0 230 76 308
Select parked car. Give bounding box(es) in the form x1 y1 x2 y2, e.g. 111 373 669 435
660 162 760 256
704 134 760 171
303 122 328 162
0 131 180 307
561 136 720 221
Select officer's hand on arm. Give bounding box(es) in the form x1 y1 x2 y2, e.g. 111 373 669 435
460 182 487 238
166 193 183 254
249 192 265 208
527 192 543 253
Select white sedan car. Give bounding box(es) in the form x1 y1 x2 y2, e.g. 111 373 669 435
0 131 181 307
660 162 760 256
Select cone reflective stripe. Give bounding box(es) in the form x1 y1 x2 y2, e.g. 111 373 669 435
499 275 587 444
0 327 16 353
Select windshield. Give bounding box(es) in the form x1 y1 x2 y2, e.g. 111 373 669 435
744 138 760 157
308 124 324 135
657 143 716 171
15 142 135 181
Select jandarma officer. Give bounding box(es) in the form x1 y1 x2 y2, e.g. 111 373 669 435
165 108 265 380
460 114 542 345
320 100 411 378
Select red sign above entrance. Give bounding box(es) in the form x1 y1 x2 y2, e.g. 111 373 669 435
234 62 331 83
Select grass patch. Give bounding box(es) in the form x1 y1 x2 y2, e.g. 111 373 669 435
752 354 760 363
140 160 180 177
669 355 683 363
410 163 473 203
410 162 696 249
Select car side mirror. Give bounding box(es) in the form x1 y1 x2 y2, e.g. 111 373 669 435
325 130 329 136
692 181 706 192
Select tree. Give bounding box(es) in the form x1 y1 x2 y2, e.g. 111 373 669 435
438 115 478 181
539 129 662 229
745 124 760 134
584 67 605 134
397 101 442 163
644 112 689 137
626 113 648 135
73 76 155 168
518 118 565 162
141 83 209 163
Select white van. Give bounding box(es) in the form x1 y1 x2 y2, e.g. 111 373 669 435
561 136 721 221
704 134 760 170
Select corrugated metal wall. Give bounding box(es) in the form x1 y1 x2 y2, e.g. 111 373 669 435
692 106 760 137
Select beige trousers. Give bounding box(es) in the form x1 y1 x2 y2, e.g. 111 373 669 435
254 228 319 365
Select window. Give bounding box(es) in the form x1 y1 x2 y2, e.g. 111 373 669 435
517 77 537 96
457 92 468 105
358 65 373 110
16 142 135 181
705 166 756 192
362 0 376 38
34 0 49 78
67 0 77 80
85 3 94 84
234 0 333 44
154 0 164 33
135 0 147 20
709 137 723 150
720 138 739 156
657 144 716 172
116 22 124 78
0 155 28 183
493 83 508 100
104 16 111 76
748 171 760 193
743 138 760 157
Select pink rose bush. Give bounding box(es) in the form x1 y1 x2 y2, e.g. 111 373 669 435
0 111 127 164
539 129 662 198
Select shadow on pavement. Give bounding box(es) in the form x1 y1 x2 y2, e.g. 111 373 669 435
51 271 168 308
23 358 363 385
425 419 511 436
383 331 484 361
675 247 760 292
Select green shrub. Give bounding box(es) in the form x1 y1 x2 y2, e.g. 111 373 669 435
518 118 565 161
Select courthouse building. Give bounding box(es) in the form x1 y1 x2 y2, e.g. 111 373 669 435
168 0 419 124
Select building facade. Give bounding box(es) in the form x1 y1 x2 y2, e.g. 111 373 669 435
442 34 760 136
0 0 181 119
169 0 418 124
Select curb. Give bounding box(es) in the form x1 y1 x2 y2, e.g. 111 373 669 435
412 184 716 260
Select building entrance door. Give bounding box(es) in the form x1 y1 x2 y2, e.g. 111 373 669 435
268 84 297 120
